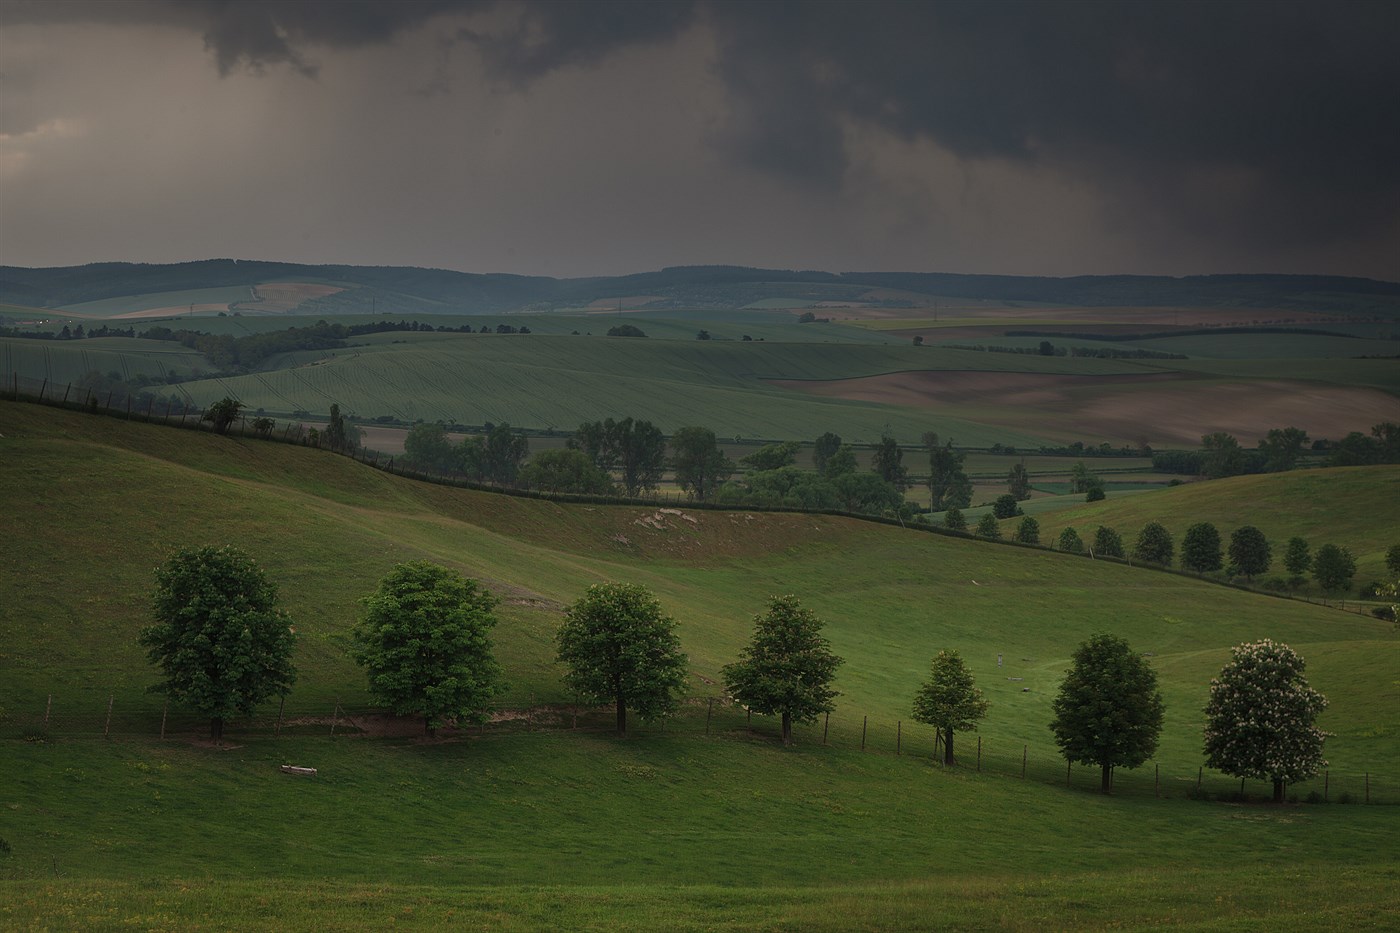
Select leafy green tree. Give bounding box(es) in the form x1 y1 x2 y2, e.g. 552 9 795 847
871 435 909 490
570 417 666 496
404 422 454 472
1257 427 1309 472
352 562 503 735
943 507 967 531
1057 527 1084 553
1092 525 1124 558
1283 537 1312 587
1069 461 1096 493
912 650 989 765
722 595 844 746
821 443 858 478
1181 522 1223 573
1007 461 1031 500
741 441 800 472
556 583 688 736
925 432 972 510
1132 521 1174 566
1050 634 1165 794
479 422 529 485
992 494 1022 519
202 397 243 435
519 448 614 494
323 403 360 453
606 324 646 337
1013 515 1040 544
1311 544 1356 595
812 432 842 473
1385 543 1400 578
1204 640 1329 803
1201 432 1248 479
1227 526 1272 581
975 513 1001 539
671 426 735 500
831 471 905 514
139 546 296 742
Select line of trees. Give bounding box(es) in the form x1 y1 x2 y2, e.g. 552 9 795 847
1151 424 1400 477
138 547 1335 804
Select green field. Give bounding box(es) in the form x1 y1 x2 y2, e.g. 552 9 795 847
59 286 258 317
2 401 1398 929
1033 466 1400 582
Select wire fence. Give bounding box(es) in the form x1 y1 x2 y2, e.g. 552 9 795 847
4 691 1392 806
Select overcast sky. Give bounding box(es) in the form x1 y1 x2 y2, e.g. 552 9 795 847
2 0 1397 280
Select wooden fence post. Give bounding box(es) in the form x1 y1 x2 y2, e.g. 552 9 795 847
104 695 114 738
896 720 902 755
1324 770 1329 802
275 695 285 737
330 699 342 738
822 711 829 746
1155 763 1160 798
160 699 168 740
1066 759 1072 786
45 693 52 726
1197 767 1202 794
1022 745 1027 779
977 736 981 772
706 698 713 735
861 715 867 751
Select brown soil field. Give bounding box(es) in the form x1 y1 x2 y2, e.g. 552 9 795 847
110 303 232 320
769 370 1399 446
236 282 344 312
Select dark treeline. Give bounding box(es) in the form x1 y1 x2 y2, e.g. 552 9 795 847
0 318 531 374
1152 423 1400 476
947 342 1188 360
1004 326 1388 342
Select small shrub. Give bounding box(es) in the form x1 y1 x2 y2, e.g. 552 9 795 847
21 728 49 744
1337 791 1355 805
1371 606 1396 622
1305 790 1325 804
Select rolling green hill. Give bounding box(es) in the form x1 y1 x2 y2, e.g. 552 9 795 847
1030 467 1400 582
2 400 1397 929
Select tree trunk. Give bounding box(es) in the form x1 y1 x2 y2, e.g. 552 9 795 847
1101 762 1113 794
781 711 792 746
425 717 435 737
616 702 627 737
210 716 223 743
944 728 955 766
1273 779 1285 803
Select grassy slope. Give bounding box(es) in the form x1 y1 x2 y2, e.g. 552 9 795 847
2 401 1397 929
1030 467 1400 581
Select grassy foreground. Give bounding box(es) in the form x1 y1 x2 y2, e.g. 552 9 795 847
2 732 1398 931
2 400 1398 928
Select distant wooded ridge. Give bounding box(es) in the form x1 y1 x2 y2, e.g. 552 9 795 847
3 259 1399 316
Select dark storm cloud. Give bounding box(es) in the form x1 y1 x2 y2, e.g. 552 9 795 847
698 0 1400 249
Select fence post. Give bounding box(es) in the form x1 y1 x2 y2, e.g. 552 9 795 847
160 699 168 740
1155 763 1160 798
1022 745 1027 779
1066 759 1072 786
1197 767 1202 794
746 708 752 731
275 695 285 737
1324 770 1329 802
62 383 71 404
896 720 902 755
45 693 52 726
977 736 981 772
330 699 342 738
104 695 114 738
861 715 867 751
822 711 829 746
1365 773 1369 804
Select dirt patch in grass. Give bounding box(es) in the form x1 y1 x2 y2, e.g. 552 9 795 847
769 370 1399 445
238 282 345 312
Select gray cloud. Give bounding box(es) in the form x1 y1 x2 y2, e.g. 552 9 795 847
1 0 1396 278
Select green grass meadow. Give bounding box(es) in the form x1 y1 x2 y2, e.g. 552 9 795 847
2 401 1398 929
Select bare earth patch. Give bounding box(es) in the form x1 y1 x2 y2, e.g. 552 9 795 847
769 370 1399 445
238 282 345 313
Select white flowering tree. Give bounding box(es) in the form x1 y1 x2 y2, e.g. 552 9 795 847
1203 640 1329 803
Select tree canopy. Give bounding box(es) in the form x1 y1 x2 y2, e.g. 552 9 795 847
911 650 989 765
351 561 504 735
722 595 844 746
570 417 666 496
1050 633 1164 793
812 432 842 474
1057 526 1084 553
871 436 909 490
1283 537 1312 587
1311 544 1356 595
1132 521 1174 567
519 448 615 494
139 545 296 741
671 426 735 501
975 513 1001 539
1013 515 1040 544
1091 525 1124 558
1203 640 1328 803
555 583 688 736
924 432 972 510
1181 522 1223 574
202 397 243 435
1227 526 1272 581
